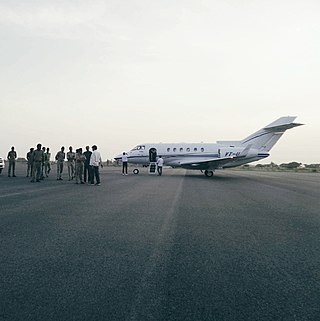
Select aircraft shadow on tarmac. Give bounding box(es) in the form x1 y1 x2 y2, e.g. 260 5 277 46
182 171 248 182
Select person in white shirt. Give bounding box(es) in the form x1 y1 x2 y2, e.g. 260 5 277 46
89 145 103 185
156 156 164 176
121 152 128 175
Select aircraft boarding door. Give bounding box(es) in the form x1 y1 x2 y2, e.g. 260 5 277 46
149 148 157 174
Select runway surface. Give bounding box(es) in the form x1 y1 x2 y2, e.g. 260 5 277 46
1 165 319 321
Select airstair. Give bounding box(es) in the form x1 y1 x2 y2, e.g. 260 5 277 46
149 162 157 174
148 148 158 175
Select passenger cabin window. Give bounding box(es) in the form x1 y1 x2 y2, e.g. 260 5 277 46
201 147 204 152
194 147 197 152
173 148 177 152
186 148 190 152
180 148 183 152
167 148 170 152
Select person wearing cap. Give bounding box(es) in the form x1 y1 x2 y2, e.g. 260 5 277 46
7 146 17 177
55 146 65 180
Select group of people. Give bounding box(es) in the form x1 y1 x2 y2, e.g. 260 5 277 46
54 145 103 185
6 146 164 181
26 146 51 180
6 145 103 185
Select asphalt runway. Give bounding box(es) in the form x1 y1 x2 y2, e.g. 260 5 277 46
1 164 319 321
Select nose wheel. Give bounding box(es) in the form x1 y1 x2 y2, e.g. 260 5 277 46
204 170 214 177
133 168 140 174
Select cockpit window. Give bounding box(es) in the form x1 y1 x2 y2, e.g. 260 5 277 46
131 145 145 151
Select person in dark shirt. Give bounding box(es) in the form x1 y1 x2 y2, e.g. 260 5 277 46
83 145 92 183
7 146 17 177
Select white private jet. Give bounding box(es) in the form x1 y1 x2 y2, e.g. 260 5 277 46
115 116 303 177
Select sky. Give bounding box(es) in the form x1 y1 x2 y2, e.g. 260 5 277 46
1 0 319 164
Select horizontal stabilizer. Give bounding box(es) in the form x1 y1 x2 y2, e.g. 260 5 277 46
264 116 304 131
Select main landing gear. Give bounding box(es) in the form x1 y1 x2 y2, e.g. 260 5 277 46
204 170 214 177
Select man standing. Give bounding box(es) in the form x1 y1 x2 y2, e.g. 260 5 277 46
75 148 86 184
31 144 44 183
55 146 65 180
26 147 34 177
121 152 128 175
41 146 46 180
156 155 164 176
44 147 51 177
67 146 76 180
7 146 17 177
90 145 103 186
83 145 92 183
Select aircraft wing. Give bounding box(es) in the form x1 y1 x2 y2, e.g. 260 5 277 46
179 156 237 170
178 145 252 170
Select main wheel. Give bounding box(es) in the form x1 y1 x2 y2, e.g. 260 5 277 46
204 170 214 177
133 168 139 174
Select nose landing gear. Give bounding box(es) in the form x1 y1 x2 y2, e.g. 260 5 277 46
204 170 214 177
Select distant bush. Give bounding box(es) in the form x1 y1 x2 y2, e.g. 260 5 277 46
254 162 279 169
304 164 320 169
280 162 301 169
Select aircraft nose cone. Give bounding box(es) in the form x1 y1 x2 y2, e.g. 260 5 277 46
114 154 122 161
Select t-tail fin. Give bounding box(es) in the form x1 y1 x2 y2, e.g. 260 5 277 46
240 116 303 152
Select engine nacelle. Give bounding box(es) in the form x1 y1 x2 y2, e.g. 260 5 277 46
245 148 259 158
